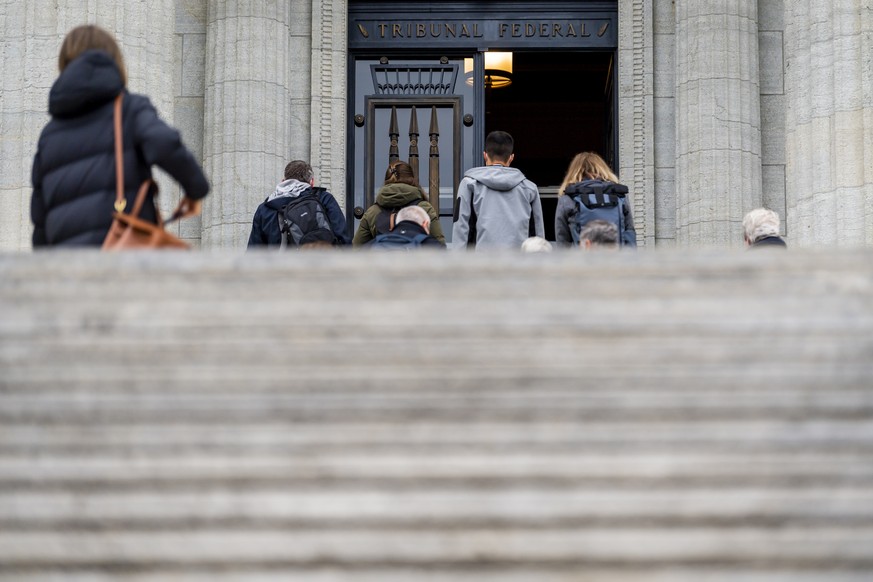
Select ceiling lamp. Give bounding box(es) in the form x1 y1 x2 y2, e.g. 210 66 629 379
464 52 513 89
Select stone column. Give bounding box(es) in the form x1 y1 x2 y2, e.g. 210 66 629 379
674 0 763 247
618 0 655 247
785 1 873 247
0 0 174 250
310 0 348 211
203 2 292 248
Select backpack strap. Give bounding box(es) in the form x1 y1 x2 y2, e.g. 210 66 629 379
376 198 421 234
277 212 287 249
467 193 478 245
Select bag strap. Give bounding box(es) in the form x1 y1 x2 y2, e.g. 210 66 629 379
113 93 161 224
113 95 125 213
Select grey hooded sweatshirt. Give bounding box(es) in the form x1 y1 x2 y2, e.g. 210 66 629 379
451 165 544 250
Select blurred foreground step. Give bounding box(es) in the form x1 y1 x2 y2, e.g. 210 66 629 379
0 248 872 580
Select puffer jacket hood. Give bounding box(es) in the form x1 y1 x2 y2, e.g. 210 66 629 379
375 183 425 208
463 165 528 192
49 50 124 119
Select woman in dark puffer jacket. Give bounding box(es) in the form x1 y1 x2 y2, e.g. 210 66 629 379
31 25 209 247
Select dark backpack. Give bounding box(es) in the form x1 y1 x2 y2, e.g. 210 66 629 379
279 191 337 248
374 199 421 235
568 180 637 247
369 231 430 250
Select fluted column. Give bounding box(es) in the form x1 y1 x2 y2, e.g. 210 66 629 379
785 1 873 247
203 2 292 248
0 0 174 250
310 0 348 210
674 0 762 247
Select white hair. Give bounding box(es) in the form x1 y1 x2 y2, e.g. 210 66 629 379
579 220 618 247
396 204 429 227
521 236 553 253
743 208 780 243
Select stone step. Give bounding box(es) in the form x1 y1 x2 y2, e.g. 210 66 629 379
4 487 873 525
1 418 871 450
4 571 870 582
2 527 873 568
1 249 872 579
0 451 870 487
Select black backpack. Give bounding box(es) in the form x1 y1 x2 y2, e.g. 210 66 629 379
568 180 637 247
279 191 337 248
369 231 430 250
374 199 421 235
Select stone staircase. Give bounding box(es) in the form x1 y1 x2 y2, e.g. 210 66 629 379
1 248 872 581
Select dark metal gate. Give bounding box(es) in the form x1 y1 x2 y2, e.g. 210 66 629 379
351 58 474 240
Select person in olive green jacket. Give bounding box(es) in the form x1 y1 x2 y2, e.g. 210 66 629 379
352 160 446 246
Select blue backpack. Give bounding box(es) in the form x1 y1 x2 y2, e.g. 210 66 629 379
567 180 637 247
370 232 430 250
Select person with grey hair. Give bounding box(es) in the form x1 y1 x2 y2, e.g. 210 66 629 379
521 236 553 253
579 219 619 250
742 208 786 249
368 204 445 249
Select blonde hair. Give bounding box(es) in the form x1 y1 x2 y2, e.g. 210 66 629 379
558 152 619 196
58 25 127 86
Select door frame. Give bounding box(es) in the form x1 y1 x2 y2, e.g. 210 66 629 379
347 0 621 239
364 96 463 215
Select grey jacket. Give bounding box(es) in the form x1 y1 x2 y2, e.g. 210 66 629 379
451 165 544 250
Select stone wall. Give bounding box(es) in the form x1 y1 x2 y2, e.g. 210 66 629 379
759 0 787 238
785 1 873 246
174 0 208 246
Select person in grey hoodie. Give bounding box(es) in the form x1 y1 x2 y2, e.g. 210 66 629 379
247 160 350 248
452 131 544 250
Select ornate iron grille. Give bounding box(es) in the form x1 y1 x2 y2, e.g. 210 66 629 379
371 65 459 95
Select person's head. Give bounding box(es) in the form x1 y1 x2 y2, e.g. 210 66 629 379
58 24 127 86
484 131 515 166
384 160 419 185
743 208 781 246
579 220 619 250
384 160 426 199
284 160 314 185
521 236 553 253
300 240 334 250
396 205 431 233
559 152 619 196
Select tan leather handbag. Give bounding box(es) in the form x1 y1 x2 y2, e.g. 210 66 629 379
101 94 189 251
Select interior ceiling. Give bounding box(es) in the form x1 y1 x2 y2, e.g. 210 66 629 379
486 51 613 189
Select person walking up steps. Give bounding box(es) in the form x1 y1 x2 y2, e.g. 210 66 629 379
452 130 544 250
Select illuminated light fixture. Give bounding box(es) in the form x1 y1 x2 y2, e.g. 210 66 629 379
464 52 513 89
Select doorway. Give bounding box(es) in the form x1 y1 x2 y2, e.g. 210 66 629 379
347 2 619 243
484 51 615 241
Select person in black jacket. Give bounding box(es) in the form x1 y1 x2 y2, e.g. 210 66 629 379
30 25 209 247
247 160 351 248
369 205 446 249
